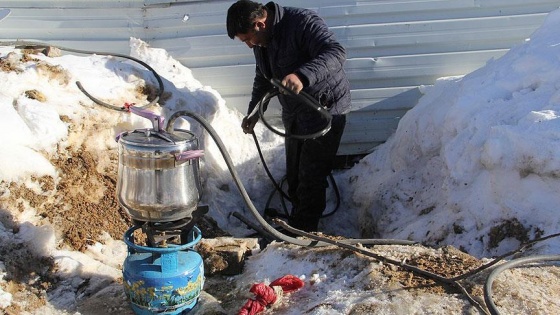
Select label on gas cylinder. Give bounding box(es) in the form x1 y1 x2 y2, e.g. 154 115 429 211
123 251 204 313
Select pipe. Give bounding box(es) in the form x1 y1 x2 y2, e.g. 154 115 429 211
166 110 417 247
483 254 560 315
0 40 164 111
8 40 413 246
248 79 332 140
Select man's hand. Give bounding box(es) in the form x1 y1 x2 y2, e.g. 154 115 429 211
281 73 304 94
241 114 259 134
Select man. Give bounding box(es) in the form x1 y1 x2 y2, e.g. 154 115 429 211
227 1 351 232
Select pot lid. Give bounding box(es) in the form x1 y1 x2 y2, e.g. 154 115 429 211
119 129 197 150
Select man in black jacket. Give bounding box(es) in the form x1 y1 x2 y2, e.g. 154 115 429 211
227 0 351 232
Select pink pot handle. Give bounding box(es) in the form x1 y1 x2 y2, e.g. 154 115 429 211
175 150 204 162
127 105 165 132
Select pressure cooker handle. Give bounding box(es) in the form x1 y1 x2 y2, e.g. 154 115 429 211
128 105 165 132
175 149 204 162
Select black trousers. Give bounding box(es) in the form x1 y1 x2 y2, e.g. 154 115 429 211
285 114 346 232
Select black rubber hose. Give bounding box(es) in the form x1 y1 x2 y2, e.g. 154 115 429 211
321 174 341 218
3 41 410 246
252 90 332 140
483 254 560 315
0 40 164 111
250 79 341 219
247 78 332 140
251 132 291 203
166 110 417 247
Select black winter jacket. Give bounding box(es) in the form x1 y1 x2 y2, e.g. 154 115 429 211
248 2 351 134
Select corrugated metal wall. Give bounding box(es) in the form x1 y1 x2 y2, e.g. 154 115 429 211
1 0 559 155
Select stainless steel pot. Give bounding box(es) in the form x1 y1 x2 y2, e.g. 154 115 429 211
116 128 203 223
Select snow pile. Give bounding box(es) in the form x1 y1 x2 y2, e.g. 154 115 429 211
341 9 560 258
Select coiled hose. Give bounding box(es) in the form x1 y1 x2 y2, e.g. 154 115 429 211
248 79 341 220
248 79 332 139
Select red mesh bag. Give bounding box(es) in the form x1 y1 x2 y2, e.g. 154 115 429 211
237 275 305 315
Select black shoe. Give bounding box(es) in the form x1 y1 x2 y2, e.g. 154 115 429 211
259 237 274 249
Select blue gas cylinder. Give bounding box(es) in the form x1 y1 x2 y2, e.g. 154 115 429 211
122 226 204 315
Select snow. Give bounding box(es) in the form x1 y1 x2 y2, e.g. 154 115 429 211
1 7 560 315
342 14 560 257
